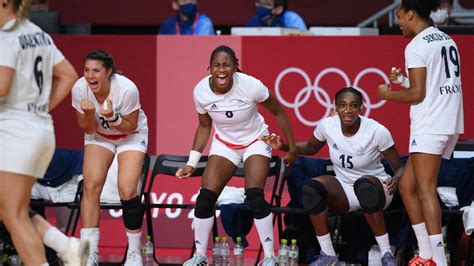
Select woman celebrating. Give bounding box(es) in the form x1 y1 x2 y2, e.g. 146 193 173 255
176 45 297 266
72 50 148 266
378 0 463 265
264 87 403 266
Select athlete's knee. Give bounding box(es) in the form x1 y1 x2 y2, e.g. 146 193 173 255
121 196 144 230
302 178 327 215
194 188 218 219
245 187 271 219
354 177 385 214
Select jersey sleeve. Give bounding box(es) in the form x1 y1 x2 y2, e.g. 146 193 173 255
313 119 327 142
375 125 395 152
405 42 426 69
193 87 206 114
71 81 84 114
254 80 270 103
120 84 141 116
0 41 17 68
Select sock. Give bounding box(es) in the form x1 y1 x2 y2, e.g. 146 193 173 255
194 217 214 256
429 234 447 265
375 233 392 256
40 263 49 266
317 233 336 256
126 231 142 253
43 226 69 254
254 214 275 257
81 227 100 254
412 222 432 259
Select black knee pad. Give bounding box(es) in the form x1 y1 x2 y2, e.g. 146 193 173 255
245 187 271 219
194 188 218 219
121 196 144 230
302 179 327 215
354 178 385 214
28 209 39 218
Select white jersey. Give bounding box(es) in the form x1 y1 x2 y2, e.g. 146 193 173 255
314 116 394 184
405 26 464 135
0 19 64 120
71 74 148 137
193 72 270 146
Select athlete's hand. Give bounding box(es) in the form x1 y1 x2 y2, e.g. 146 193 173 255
175 165 195 179
377 84 392 100
390 67 403 83
284 149 298 166
100 99 114 118
261 133 283 150
81 99 95 115
383 176 398 195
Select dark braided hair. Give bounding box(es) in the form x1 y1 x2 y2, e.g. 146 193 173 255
209 45 242 72
85 50 119 77
401 0 442 21
335 87 363 107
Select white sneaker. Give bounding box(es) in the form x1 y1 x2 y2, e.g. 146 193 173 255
124 251 143 266
183 254 208 265
58 237 90 266
86 250 99 266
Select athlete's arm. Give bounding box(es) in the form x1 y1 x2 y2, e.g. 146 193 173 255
49 59 78 111
261 93 298 164
0 66 14 97
381 145 403 194
378 67 426 104
114 109 139 133
191 112 212 152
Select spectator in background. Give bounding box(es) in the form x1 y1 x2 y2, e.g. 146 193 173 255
159 0 214 35
246 0 307 32
430 0 453 26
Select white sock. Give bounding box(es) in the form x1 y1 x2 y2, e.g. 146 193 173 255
126 231 142 253
375 233 392 256
254 214 275 257
412 222 432 259
40 263 49 266
194 216 214 255
317 233 336 256
43 226 69 254
81 227 100 254
429 234 447 265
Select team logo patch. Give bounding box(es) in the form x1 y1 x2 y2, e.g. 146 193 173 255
266 146 272 152
411 139 417 146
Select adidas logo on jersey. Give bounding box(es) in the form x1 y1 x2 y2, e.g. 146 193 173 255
140 139 146 146
210 103 218 110
411 139 417 146
436 241 444 247
195 240 201 245
332 143 338 150
264 237 272 242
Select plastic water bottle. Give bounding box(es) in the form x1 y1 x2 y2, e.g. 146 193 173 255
220 236 230 266
233 237 244 266
288 239 299 266
444 243 450 265
142 235 154 266
212 237 221 266
8 255 22 266
278 239 289 266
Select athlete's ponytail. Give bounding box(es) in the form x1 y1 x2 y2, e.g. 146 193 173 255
5 0 31 32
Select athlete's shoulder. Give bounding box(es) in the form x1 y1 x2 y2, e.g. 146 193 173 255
113 74 138 90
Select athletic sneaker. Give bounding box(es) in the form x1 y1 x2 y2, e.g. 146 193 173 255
310 250 339 266
58 237 90 266
257 255 278 266
381 252 396 266
408 255 437 266
124 251 143 266
183 254 208 265
86 250 99 266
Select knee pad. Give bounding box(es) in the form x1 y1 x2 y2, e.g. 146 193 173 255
194 188 218 219
121 196 144 230
245 187 271 219
302 179 327 215
354 178 385 214
28 209 39 218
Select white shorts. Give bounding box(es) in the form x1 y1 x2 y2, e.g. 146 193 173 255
209 136 272 166
409 134 459 159
335 176 393 212
85 130 148 154
0 117 55 178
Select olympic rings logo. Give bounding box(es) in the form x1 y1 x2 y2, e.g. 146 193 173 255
274 67 389 127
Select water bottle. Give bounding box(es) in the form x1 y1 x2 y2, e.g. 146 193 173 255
220 236 230 266
288 239 299 266
0 239 4 266
278 239 289 266
233 237 244 266
142 235 154 266
444 243 450 265
212 237 221 266
8 255 22 266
